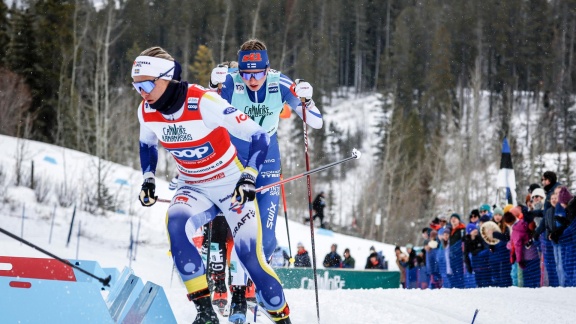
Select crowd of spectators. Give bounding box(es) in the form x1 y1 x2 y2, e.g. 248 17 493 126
396 170 576 289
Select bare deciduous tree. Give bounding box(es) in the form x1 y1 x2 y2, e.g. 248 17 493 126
0 68 32 137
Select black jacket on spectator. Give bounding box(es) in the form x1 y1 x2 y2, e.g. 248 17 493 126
464 234 487 273
449 224 466 246
535 205 563 241
322 252 342 268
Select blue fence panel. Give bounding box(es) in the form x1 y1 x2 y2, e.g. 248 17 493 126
416 265 427 289
448 240 464 288
471 249 491 287
540 234 559 287
559 221 576 287
406 266 418 289
437 246 451 288
426 248 441 288
488 240 512 287
522 258 541 288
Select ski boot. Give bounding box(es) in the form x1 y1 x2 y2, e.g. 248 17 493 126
189 292 220 324
212 273 228 315
229 285 247 323
266 303 291 324
245 279 256 303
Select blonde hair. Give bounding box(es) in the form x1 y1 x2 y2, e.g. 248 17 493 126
238 39 267 53
139 46 174 61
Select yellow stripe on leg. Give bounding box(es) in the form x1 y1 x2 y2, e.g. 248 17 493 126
253 199 282 283
184 275 209 295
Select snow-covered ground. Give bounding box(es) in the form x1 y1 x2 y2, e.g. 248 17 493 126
1 136 575 324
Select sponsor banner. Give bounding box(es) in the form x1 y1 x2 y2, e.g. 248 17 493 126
274 268 400 290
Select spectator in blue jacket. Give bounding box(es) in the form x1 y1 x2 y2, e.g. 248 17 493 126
323 243 342 268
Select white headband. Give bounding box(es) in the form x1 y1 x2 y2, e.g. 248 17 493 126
131 56 175 80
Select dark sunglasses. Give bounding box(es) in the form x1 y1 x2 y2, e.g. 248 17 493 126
132 66 175 93
240 70 267 81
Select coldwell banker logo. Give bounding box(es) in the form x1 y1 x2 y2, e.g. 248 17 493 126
301 272 346 290
162 124 193 142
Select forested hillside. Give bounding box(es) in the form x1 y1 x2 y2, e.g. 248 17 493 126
1 0 575 244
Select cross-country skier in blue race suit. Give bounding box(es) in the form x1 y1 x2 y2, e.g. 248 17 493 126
133 46 291 324
209 39 323 315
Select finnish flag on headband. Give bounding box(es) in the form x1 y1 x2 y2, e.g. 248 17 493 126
497 137 517 205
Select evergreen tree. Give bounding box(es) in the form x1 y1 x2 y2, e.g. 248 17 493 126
189 45 215 86
0 1 9 66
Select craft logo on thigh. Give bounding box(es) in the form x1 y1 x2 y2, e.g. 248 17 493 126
233 210 255 236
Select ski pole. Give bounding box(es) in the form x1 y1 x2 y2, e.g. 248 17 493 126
0 226 111 287
155 150 361 204
280 176 293 262
255 149 361 193
300 96 321 324
471 309 479 324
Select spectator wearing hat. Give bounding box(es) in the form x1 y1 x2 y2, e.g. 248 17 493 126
364 250 384 270
528 183 541 194
322 243 342 268
479 204 493 219
429 217 442 231
294 242 311 268
342 248 355 269
438 215 448 229
448 214 466 288
504 206 541 287
467 210 480 235
488 207 513 287
542 171 561 210
557 187 575 224
531 188 546 211
395 246 407 288
449 213 466 245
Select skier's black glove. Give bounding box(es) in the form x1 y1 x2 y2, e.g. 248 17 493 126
139 178 157 207
524 238 534 249
231 170 257 208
